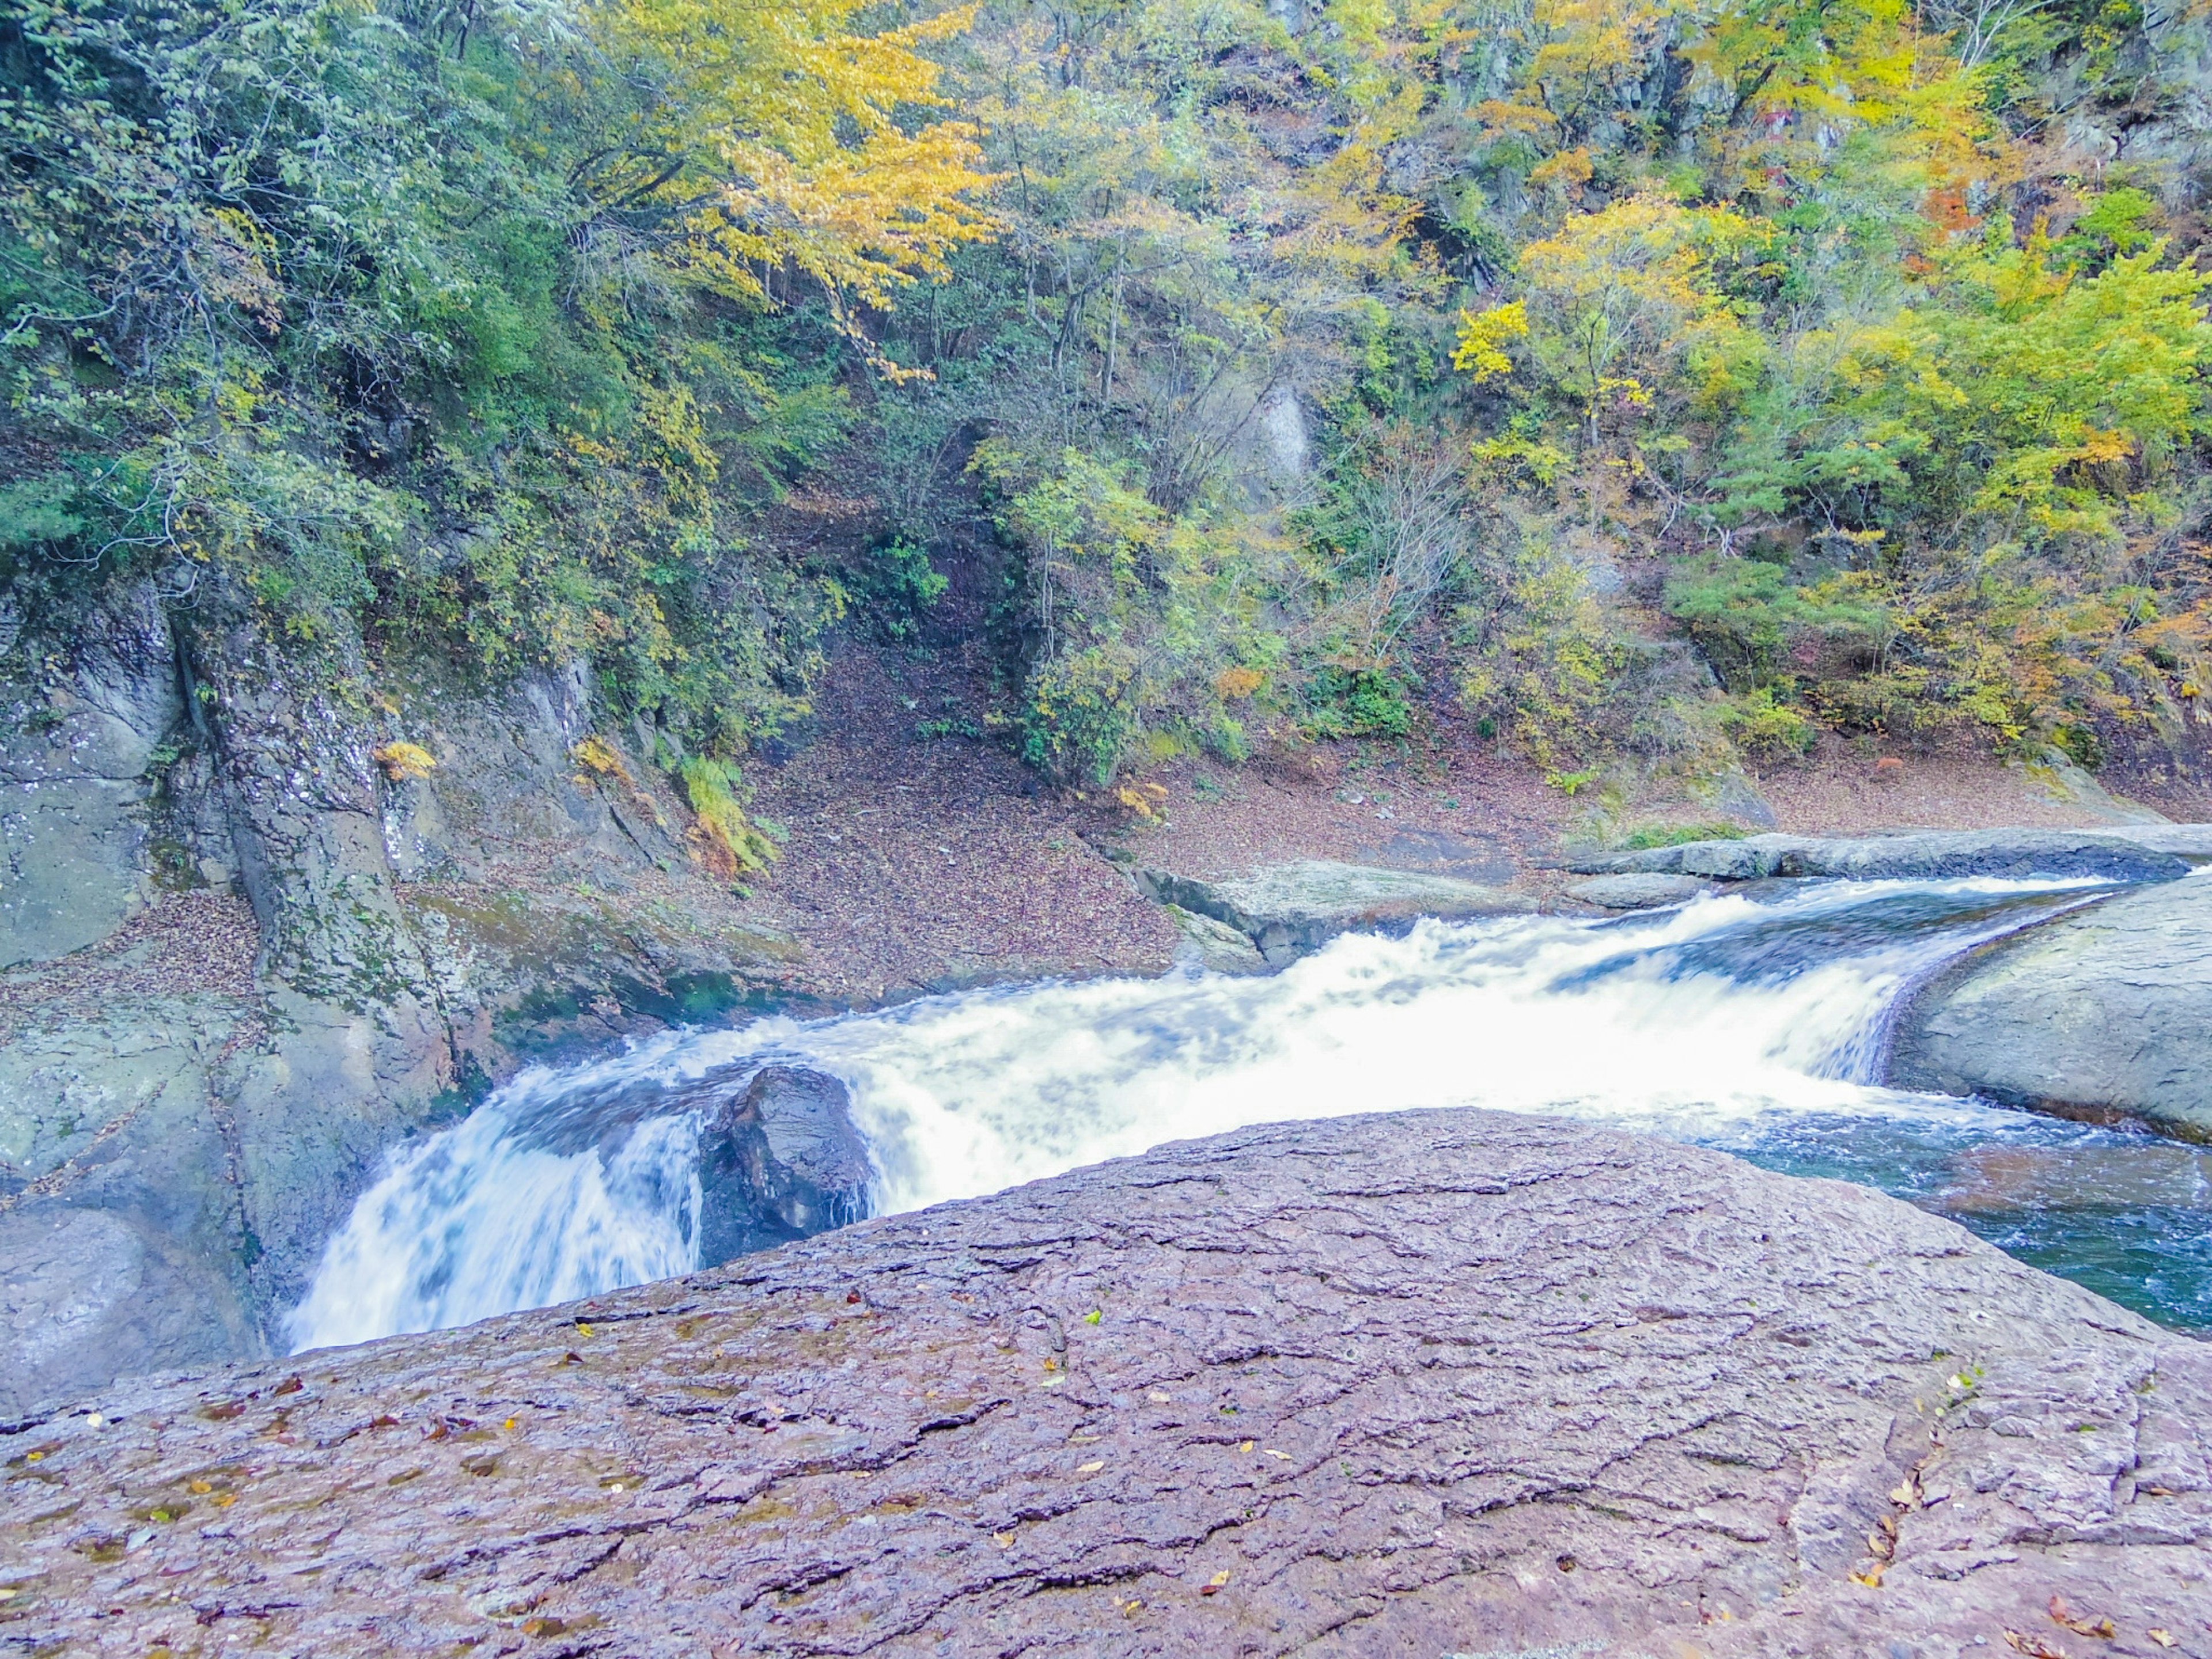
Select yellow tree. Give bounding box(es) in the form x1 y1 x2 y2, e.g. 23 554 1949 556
583 0 1001 348
1509 195 1768 442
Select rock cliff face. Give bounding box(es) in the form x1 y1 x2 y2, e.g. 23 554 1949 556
0 582 801 1415
5 1110 2207 1657
1891 875 2212 1140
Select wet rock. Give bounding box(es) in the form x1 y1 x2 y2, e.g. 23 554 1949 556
10 1108 2208 1652
1567 827 2191 885
1165 904 1268 974
695 1065 873 1265
1136 859 1533 965
1890 874 2212 1139
1567 872 1713 909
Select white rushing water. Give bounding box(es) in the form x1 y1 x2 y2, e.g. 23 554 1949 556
287 876 2116 1351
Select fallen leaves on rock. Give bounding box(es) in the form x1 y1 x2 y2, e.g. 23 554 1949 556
1200 1570 1230 1596
2006 1633 2069 1658
2048 1594 2115 1638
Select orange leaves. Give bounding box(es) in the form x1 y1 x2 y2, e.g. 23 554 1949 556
372 741 436 782
1214 666 1266 700
2048 1594 2116 1639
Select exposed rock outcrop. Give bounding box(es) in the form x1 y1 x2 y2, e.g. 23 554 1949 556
695 1065 874 1264
1567 872 1713 908
7 1109 2207 1656
1135 859 1533 965
1566 827 2194 884
0 589 804 1413
1891 874 2212 1140
1164 903 1269 974
0 584 178 967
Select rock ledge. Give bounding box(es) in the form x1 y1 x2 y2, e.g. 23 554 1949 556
5 1109 2208 1656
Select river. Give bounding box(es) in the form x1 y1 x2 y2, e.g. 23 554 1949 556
286 874 2212 1349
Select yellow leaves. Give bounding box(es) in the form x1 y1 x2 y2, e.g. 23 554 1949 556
570 736 631 786
993 1531 1016 1547
372 741 435 782
1474 99 1559 137
1528 147 1594 195
1075 1460 1106 1474
1113 782 1168 820
1453 300 1529 382
1513 194 1769 423
584 0 999 324
2149 1631 2177 1649
1200 1569 1231 1594
2004 1632 2068 1658
1214 666 1266 700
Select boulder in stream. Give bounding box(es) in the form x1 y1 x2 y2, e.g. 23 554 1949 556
10 1108 2207 1655
1136 859 1533 965
1891 874 2212 1139
695 1064 874 1264
1566 825 2192 884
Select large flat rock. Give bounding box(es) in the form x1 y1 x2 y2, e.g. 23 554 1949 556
6 1109 2208 1656
1891 874 2212 1139
1137 859 1533 964
1566 827 2193 884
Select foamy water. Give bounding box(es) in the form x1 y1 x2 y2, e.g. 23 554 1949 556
291 876 2207 1350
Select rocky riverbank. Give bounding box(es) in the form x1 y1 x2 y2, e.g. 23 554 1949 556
4 1109 2207 1657
9 570 2212 1425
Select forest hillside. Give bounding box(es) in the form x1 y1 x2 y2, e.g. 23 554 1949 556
7 0 2212 825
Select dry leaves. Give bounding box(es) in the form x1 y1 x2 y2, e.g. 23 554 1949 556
1199 1570 1231 1596
2005 1633 2068 1659
2049 1595 2115 1639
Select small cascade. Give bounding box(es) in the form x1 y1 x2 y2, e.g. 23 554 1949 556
289 876 2212 1346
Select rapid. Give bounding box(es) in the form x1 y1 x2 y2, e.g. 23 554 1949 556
286 874 2212 1350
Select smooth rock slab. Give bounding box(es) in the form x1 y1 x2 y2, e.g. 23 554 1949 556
1138 859 1533 964
1567 872 1714 909
5 1109 2209 1657
1566 827 2191 885
1891 874 2212 1139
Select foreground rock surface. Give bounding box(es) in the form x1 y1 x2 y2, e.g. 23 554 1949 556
1892 876 2212 1140
1137 859 1533 965
1566 827 2192 884
6 1111 2209 1658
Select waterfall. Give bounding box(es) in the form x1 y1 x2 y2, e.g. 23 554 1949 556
290 875 2208 1350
